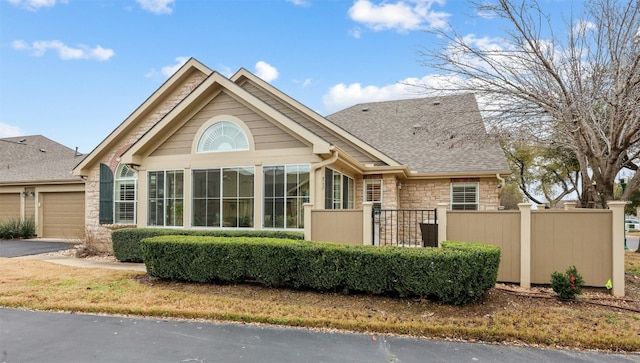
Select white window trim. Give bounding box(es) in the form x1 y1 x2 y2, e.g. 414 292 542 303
326 167 355 210
147 169 185 227
451 182 479 210
262 163 310 230
191 166 255 228
114 164 137 225
192 115 255 154
364 179 383 209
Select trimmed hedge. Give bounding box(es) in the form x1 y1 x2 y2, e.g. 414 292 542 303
112 228 304 262
141 236 500 305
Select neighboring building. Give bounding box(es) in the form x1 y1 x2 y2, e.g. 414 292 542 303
72 58 510 252
0 135 85 238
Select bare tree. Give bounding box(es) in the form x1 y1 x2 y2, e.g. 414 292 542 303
420 0 640 208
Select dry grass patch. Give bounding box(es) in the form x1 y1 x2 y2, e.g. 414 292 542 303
1 257 640 352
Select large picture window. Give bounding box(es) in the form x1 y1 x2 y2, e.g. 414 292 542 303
114 164 137 224
263 164 309 229
451 183 478 210
192 167 254 227
324 168 354 210
148 170 184 227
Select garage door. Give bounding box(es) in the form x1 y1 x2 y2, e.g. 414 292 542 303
41 192 85 239
0 193 20 222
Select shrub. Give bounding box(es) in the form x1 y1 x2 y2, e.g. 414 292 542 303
551 265 584 300
0 218 36 239
18 218 36 238
141 237 500 305
112 228 304 262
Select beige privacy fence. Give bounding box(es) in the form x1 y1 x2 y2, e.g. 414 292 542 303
304 202 627 297
443 202 626 297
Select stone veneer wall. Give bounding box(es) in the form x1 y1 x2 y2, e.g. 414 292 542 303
354 175 399 210
399 177 501 210
83 72 208 254
356 176 500 211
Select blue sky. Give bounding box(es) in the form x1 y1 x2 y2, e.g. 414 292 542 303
0 0 579 153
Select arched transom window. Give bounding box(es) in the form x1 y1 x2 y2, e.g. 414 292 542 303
197 121 249 153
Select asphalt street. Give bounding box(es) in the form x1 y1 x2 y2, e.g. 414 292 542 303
1 308 638 363
0 240 74 258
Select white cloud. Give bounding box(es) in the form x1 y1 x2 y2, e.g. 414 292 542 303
0 122 24 138
349 27 362 39
322 73 462 113
145 56 190 79
136 0 174 14
11 40 28 50
348 0 449 34
572 20 596 36
287 0 311 7
12 39 115 61
293 78 313 88
161 56 189 77
254 61 279 82
6 0 64 11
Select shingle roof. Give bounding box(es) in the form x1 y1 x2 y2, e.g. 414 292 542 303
326 93 510 175
0 135 84 183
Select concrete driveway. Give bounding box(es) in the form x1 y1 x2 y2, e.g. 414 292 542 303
0 239 75 258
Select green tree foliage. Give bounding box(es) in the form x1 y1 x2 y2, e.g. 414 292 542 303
501 138 580 207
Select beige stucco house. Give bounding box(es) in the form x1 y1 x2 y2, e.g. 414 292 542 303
72 58 510 252
0 135 85 238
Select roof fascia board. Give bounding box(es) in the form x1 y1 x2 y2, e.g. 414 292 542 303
121 72 332 165
0 179 85 187
73 58 212 175
219 75 332 155
230 69 400 166
122 83 227 165
402 170 512 180
359 165 511 180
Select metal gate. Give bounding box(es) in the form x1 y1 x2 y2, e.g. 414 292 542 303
372 209 437 247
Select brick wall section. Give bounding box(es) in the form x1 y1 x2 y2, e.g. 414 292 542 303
84 71 208 253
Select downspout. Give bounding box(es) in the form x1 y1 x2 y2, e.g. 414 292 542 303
496 173 506 200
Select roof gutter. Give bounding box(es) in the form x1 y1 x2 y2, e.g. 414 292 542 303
310 146 338 173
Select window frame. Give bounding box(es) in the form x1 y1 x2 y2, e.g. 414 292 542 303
191 166 255 228
114 164 137 225
148 170 184 227
451 182 479 210
324 167 354 210
196 120 249 153
263 164 310 230
364 179 383 210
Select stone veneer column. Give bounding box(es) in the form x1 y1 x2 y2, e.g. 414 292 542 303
82 71 209 254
